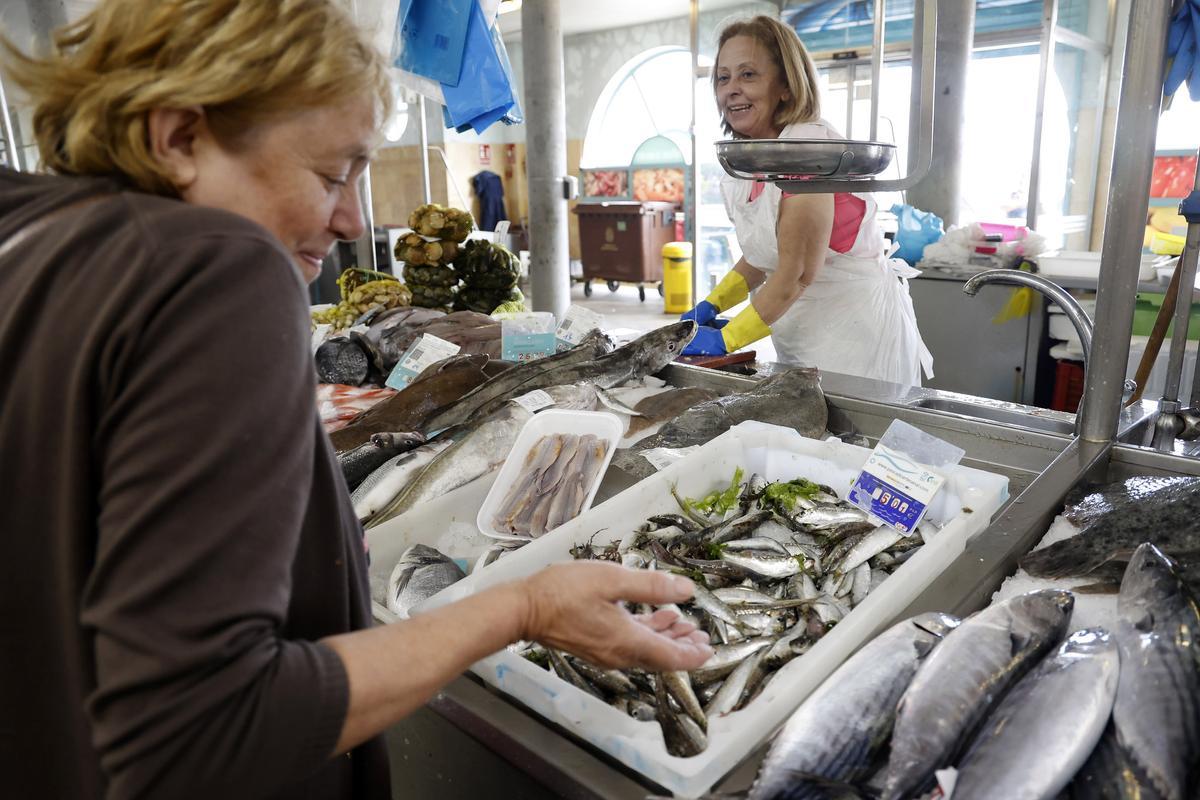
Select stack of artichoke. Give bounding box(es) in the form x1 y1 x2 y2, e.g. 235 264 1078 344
453 239 523 314
395 204 475 310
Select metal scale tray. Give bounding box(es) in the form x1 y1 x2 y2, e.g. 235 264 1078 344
715 138 897 182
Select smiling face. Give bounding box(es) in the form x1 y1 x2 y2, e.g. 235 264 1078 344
180 95 379 283
714 34 792 140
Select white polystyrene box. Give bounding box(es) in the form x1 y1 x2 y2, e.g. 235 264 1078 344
416 421 1010 798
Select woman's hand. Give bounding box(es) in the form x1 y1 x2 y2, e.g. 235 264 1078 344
517 562 713 671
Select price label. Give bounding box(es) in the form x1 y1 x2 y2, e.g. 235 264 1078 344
640 445 700 470
512 389 556 413
556 305 604 350
847 443 946 534
385 334 461 391
502 331 556 363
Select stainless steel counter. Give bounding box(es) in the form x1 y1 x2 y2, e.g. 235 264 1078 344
382 365 1172 800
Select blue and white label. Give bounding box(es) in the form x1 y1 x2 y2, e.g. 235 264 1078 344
385 333 461 390
503 331 556 363
848 443 945 534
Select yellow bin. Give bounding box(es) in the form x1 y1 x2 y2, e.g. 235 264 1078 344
662 242 693 314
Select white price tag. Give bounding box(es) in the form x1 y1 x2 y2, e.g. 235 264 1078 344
556 305 604 348
513 389 556 413
640 445 700 470
847 442 946 534
385 334 461 390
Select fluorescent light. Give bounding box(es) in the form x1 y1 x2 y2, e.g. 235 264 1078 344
498 0 522 14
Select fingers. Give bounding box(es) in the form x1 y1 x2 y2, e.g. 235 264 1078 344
625 626 713 672
605 567 696 606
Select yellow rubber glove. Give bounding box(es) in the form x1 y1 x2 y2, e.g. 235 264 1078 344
721 303 772 352
706 271 751 312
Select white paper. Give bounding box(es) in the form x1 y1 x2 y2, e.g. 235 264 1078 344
640 445 701 470
399 334 460 374
513 389 556 413
556 305 604 345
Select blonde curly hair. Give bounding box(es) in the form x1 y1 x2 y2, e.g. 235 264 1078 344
1 0 392 195
713 16 821 138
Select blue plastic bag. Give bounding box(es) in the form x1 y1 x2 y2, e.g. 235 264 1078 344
395 0 473 86
441 1 519 133
891 203 944 266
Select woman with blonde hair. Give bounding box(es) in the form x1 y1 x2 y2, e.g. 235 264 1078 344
0 2 711 797
682 15 933 387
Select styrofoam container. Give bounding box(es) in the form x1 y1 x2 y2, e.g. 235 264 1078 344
477 409 623 540
417 421 1010 798
1038 250 1157 281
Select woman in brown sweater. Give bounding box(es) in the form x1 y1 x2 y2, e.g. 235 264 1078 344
0 2 711 798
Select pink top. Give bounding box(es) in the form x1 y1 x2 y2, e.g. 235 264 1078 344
747 181 866 254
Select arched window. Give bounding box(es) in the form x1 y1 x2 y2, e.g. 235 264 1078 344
581 47 716 168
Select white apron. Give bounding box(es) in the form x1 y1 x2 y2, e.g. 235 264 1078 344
720 123 934 387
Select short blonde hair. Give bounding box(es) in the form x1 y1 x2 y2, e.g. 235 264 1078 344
1 0 392 195
713 16 821 138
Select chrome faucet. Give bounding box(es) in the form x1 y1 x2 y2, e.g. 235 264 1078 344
962 270 1094 362
962 269 1136 435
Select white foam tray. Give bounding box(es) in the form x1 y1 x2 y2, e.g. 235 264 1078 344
417 421 1010 798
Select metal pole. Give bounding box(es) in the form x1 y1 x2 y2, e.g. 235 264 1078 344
869 0 885 142
690 0 700 304
355 168 377 272
1026 0 1058 232
418 97 432 204
844 64 855 139
1076 0 1171 443
521 0 571 319
1158 149 1200 409
0 76 20 172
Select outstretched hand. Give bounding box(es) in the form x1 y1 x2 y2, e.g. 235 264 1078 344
517 562 713 671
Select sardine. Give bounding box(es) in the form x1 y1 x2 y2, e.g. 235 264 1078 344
705 650 765 718
832 526 903 577
690 637 776 686
748 613 959 800
661 670 707 732
719 550 804 580
655 675 707 757
953 628 1119 800
548 649 605 700
882 590 1075 800
794 504 869 531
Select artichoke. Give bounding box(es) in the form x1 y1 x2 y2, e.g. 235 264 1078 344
403 263 458 288
408 203 474 242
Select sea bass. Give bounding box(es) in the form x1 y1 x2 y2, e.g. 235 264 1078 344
386 544 466 617
419 330 614 434
613 368 828 480
336 431 425 491
882 590 1075 800
1020 476 1200 580
368 383 601 528
953 628 1119 800
1109 544 1200 800
748 612 959 800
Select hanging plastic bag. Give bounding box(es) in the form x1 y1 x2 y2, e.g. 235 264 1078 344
992 260 1037 324
891 203 944 266
441 0 518 133
394 0 474 86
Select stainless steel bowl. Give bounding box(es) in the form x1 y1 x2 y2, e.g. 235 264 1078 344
715 138 896 181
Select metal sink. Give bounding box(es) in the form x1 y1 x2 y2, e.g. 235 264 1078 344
906 396 1077 436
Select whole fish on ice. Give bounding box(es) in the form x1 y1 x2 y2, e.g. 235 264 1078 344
386 544 466 617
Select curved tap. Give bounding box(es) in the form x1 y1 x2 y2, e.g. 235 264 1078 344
962 270 1094 363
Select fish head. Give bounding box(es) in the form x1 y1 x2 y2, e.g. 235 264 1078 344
1007 589 1075 646
629 321 697 372
911 611 961 639
1118 542 1199 632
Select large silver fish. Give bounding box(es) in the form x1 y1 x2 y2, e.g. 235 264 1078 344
385 544 466 617
953 628 1119 800
1109 543 1200 800
464 321 698 423
613 368 829 480
368 383 601 528
336 430 425 491
420 329 613 434
747 612 959 800
882 590 1074 800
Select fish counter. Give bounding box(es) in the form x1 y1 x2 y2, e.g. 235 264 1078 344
324 330 1193 799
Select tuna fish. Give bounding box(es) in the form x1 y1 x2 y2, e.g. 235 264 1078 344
882 590 1075 800
953 628 1119 800
747 613 959 800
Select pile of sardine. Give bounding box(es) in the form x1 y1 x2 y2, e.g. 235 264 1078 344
518 469 929 758
743 542 1200 800
491 433 610 536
